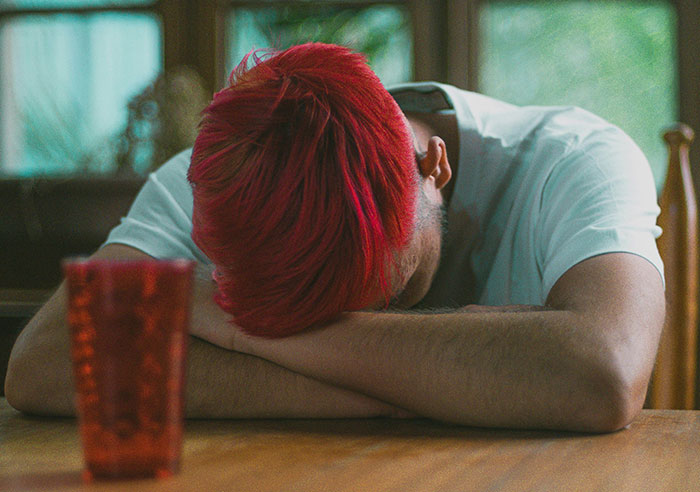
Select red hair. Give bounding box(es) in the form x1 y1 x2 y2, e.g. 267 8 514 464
188 43 416 337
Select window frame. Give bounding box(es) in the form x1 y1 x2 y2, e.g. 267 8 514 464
1 1 696 141
439 0 699 179
0 0 697 173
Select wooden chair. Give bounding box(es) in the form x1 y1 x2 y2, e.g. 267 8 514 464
647 123 698 409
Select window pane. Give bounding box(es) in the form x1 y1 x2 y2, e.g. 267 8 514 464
226 5 412 87
0 13 161 176
479 1 678 188
0 0 154 8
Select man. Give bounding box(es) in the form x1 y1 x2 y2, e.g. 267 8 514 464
5 43 665 432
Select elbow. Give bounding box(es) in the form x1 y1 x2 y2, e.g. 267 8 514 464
4 285 76 416
568 314 660 434
4 348 31 413
4 339 74 417
581 382 644 434
4 346 40 414
575 355 649 434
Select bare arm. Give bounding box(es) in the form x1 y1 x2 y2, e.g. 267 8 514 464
4 244 404 418
233 253 665 432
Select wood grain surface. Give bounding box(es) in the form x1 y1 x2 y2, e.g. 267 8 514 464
1 398 698 492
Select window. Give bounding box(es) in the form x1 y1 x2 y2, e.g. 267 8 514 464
1 1 697 180
226 4 412 86
0 1 413 177
1 0 152 7
478 1 678 188
0 1 161 176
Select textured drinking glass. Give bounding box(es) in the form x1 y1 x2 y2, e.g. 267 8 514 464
63 258 194 481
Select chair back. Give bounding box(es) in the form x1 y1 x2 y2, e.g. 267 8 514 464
648 123 698 409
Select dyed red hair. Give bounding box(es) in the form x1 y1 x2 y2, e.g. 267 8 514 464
188 43 416 337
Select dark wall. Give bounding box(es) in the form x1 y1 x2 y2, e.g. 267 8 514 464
1 177 143 395
1 177 144 289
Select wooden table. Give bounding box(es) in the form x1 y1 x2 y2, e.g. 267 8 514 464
1 398 698 492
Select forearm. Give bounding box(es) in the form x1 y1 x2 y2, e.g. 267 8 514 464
4 285 401 419
238 254 666 433
237 309 643 432
186 337 404 418
4 287 75 416
185 260 403 418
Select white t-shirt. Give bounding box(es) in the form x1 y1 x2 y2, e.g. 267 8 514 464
104 82 663 308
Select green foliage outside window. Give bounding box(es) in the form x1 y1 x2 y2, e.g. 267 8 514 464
1 2 677 180
479 1 678 188
0 13 161 176
227 5 413 87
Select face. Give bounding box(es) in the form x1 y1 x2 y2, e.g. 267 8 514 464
364 114 450 311
387 185 446 309
379 127 448 309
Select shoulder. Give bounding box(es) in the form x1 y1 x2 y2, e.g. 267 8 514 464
150 148 193 189
136 148 195 213
103 148 208 263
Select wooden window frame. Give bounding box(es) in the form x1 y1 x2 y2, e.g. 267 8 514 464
1 0 697 245
1 0 698 246
1 0 697 157
0 0 696 202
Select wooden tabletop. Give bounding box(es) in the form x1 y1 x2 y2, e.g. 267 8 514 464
1 398 698 492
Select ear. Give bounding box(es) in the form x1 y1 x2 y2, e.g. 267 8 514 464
418 136 452 190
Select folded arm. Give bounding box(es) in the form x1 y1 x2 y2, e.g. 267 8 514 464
4 244 404 419
232 253 665 432
7 246 663 432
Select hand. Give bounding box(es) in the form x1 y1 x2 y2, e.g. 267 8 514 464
188 265 240 350
187 264 297 353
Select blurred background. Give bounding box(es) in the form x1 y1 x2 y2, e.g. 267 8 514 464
1 0 699 397
1 0 697 184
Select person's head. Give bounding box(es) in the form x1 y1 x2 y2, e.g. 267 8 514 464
188 43 449 337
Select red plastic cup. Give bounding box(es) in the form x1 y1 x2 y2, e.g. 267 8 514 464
63 258 194 481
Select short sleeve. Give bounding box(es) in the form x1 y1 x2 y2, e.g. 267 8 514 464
103 149 210 264
536 128 664 300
